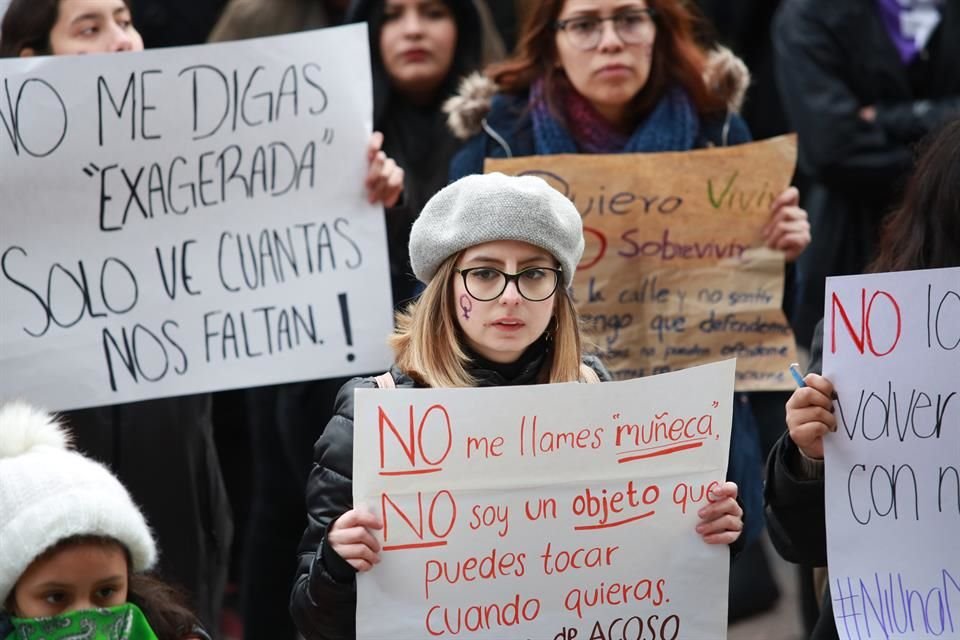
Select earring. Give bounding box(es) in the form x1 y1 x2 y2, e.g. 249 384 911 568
544 316 559 342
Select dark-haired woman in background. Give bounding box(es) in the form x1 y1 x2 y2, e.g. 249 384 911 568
1 0 140 54
346 0 501 302
766 117 960 640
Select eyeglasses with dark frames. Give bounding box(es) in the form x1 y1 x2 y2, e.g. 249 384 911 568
554 8 657 51
454 266 563 302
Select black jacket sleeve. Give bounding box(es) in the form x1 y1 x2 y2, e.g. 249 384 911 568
874 96 960 144
289 376 377 640
764 319 827 565
764 433 828 566
772 2 913 190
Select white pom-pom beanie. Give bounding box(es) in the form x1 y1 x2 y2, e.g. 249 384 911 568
0 402 157 605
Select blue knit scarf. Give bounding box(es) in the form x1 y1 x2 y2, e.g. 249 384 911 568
530 77 699 154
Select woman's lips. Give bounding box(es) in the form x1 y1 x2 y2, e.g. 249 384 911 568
595 63 632 77
491 318 525 331
400 49 430 62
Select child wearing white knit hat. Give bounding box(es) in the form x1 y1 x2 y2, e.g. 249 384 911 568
0 402 209 640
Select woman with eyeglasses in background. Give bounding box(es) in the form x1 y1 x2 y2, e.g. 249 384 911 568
447 0 809 269
445 0 810 553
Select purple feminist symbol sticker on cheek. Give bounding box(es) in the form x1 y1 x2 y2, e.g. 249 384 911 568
459 294 473 320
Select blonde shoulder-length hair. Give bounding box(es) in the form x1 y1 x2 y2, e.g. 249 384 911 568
389 254 584 387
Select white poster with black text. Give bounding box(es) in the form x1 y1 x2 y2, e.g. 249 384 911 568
0 25 394 411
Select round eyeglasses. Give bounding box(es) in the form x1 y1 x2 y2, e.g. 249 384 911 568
454 266 562 302
554 9 657 51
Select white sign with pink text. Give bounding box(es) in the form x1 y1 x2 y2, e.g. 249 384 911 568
353 360 736 639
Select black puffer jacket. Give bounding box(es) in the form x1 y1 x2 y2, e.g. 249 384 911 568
289 351 610 640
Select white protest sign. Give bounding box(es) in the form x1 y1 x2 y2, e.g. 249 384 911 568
353 360 735 640
824 267 960 640
0 26 394 411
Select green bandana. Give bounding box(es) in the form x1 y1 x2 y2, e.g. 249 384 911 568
7 603 158 640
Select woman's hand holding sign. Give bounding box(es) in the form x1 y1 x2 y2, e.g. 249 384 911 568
762 186 811 263
785 373 837 460
328 508 383 572
695 481 743 545
365 131 404 206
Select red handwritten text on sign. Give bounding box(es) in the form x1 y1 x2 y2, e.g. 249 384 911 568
379 404 452 475
830 289 902 356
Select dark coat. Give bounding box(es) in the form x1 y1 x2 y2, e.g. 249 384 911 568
128 0 229 47
289 355 610 640
764 320 841 640
773 0 960 348
346 0 488 304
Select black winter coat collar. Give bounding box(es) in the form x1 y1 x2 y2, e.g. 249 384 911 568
388 337 550 388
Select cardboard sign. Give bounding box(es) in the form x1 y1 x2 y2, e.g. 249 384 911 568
823 267 960 639
354 360 736 639
488 136 798 391
0 26 394 411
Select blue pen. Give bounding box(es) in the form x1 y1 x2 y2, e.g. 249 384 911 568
788 362 806 387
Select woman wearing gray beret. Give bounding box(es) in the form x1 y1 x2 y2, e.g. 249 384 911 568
289 172 745 639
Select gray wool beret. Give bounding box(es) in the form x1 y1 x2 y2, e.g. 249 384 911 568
409 172 584 286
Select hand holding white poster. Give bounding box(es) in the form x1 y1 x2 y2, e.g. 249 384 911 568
353 360 736 640
823 267 960 640
0 26 394 411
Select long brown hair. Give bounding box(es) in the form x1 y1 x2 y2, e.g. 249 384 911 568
486 0 725 122
0 0 134 57
389 253 584 387
868 118 960 273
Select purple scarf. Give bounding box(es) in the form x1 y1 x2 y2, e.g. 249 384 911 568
875 0 943 64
